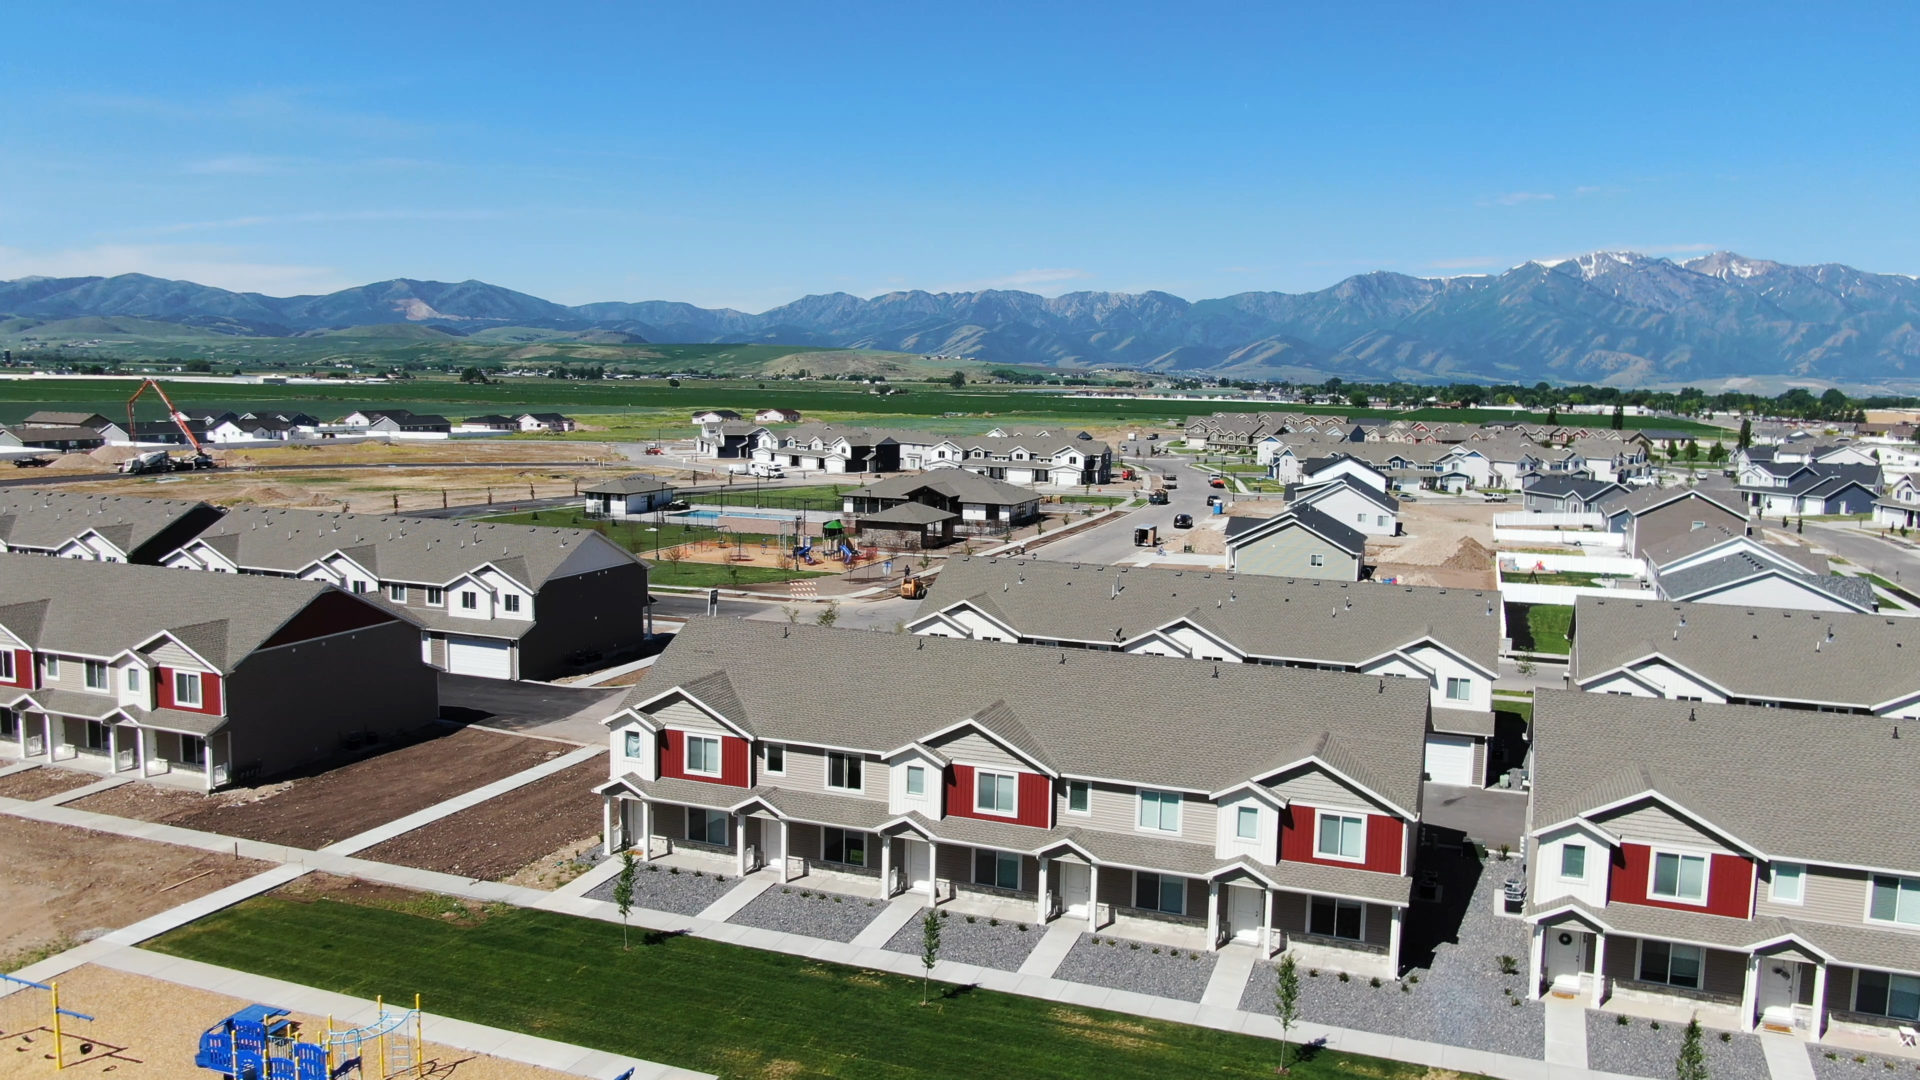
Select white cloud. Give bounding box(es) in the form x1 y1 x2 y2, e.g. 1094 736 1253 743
1480 191 1557 207
934 267 1092 293
0 244 356 295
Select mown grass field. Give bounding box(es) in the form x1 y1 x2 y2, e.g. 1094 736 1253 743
149 893 1484 1080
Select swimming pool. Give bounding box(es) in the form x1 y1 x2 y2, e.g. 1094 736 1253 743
674 508 809 523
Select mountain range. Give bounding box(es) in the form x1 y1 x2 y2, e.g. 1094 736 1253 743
4 251 1917 385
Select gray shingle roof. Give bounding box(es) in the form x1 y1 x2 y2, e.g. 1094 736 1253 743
1531 689 1920 872
1222 504 1367 555
1600 485 1749 519
175 506 643 590
1285 474 1399 512
920 556 1498 674
1654 552 1874 611
0 491 215 556
0 553 375 672
624 618 1430 812
857 502 957 526
1570 595 1916 708
582 474 674 496
847 471 1041 508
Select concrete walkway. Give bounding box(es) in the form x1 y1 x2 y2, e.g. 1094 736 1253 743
322 744 605 855
1760 1033 1818 1080
848 896 923 950
1201 946 1258 1009
1015 919 1080 977
1544 997 1589 1068
693 872 776 923
38 773 132 805
102 948 711 1080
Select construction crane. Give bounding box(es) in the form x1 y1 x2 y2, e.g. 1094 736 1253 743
125 377 216 472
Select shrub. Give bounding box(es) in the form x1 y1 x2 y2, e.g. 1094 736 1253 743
833 896 842 903
989 918 999 927
1651 1021 1661 1030
1719 1033 1731 1043
1369 977 1381 988
782 887 791 894
1401 983 1411 993
1616 1015 1629 1026
692 870 703 878
1309 969 1320 977
1408 975 1419 984
1129 942 1140 950
966 915 976 924
669 866 680 875
1497 954 1519 975
1338 971 1350 982
1151 947 1161 955
1018 924 1029 932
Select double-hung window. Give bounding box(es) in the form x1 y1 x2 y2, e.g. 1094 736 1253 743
504 594 521 613
683 734 721 776
125 668 141 692
904 764 925 796
623 731 644 759
1137 789 1181 833
1309 897 1364 940
1770 863 1804 905
1638 941 1703 989
1651 851 1708 904
460 590 479 611
84 660 108 690
1066 780 1090 814
1854 970 1920 1022
426 587 445 606
822 827 866 867
43 656 59 679
1446 677 1471 701
1235 805 1259 840
1869 875 1920 926
0 652 12 681
1560 844 1587 881
173 670 203 707
973 850 1021 890
1133 871 1186 915
686 808 728 846
1316 811 1366 862
826 752 864 793
763 743 786 775
388 584 407 602
974 771 1017 816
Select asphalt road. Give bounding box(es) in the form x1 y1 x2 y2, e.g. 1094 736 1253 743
1027 449 1256 565
1798 519 1920 595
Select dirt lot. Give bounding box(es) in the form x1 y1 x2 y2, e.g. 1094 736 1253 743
0 817 272 970
67 728 567 849
0 964 571 1080
1369 498 1501 589
358 754 605 883
55 464 642 514
0 767 100 802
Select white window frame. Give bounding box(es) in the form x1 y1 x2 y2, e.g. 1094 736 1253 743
388 583 407 602
821 827 866 867
1446 677 1471 701
1560 843 1587 881
179 733 207 766
426 587 445 606
1314 809 1367 863
1133 871 1186 915
503 594 521 613
1769 862 1805 906
1235 805 1259 840
1308 553 1325 567
173 670 203 707
1066 780 1090 815
0 651 12 681
43 656 59 679
623 730 644 759
1868 874 1920 927
1309 896 1365 941
1135 789 1182 834
686 807 728 846
973 849 1021 891
682 733 722 777
763 743 786 776
125 667 141 691
459 590 479 611
1852 969 1920 1023
973 770 1018 817
1649 849 1710 906
904 764 925 795
84 660 108 690
826 752 864 793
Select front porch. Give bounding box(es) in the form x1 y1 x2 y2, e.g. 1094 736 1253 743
0 708 223 791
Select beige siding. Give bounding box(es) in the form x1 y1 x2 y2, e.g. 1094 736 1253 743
1262 764 1380 814
1078 780 1145 835
1754 865 1869 925
1233 528 1357 580
787 823 821 863
1827 967 1854 1015
930 730 1026 772
1182 797 1217 845
1185 879 1208 919
648 698 728 735
146 640 207 670
1096 866 1133 910
652 803 687 841
1594 803 1733 852
783 745 827 792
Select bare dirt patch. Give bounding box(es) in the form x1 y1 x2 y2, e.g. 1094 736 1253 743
0 964 572 1080
67 728 566 849
1370 499 1501 589
357 755 605 882
63 465 634 514
219 440 622 468
0 817 272 969
0 766 100 802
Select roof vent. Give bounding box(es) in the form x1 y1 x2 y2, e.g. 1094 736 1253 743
1212 664 1219 678
1688 708 1696 721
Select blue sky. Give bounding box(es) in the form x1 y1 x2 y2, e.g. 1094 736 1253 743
2 2 1914 310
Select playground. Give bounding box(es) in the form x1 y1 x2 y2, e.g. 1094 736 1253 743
0 965 566 1080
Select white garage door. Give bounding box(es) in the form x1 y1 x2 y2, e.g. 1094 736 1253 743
1423 735 1476 787
447 636 514 680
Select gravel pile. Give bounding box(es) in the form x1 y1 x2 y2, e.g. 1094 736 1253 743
1812 1046 1920 1080
1240 859 1543 1059
585 862 736 916
728 885 885 942
1054 933 1216 1002
1585 1011 1770 1080
883 908 1044 972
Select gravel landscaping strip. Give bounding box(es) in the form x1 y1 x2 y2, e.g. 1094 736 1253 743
585 861 736 916
1585 1011 1770 1080
1054 933 1216 1003
882 908 1044 972
1812 1045 1920 1080
729 884 886 943
1240 853 1543 1059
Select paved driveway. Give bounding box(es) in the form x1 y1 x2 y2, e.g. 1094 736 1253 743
1421 782 1530 848
437 673 627 744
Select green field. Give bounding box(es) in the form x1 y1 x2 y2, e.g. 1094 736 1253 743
699 483 857 512
1504 602 1573 655
1500 569 1628 588
150 893 1473 1080
480 508 835 587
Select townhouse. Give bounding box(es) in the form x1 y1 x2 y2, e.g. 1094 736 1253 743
1645 534 1875 613
596 618 1429 976
1525 690 1920 1038
1222 505 1367 581
0 490 225 563
1568 596 1917 716
1521 476 1625 514
0 556 437 790
695 419 765 458
1736 462 1882 517
1597 486 1751 560
1285 475 1401 536
752 424 1110 485
910 556 1505 786
843 472 1042 533
161 507 651 680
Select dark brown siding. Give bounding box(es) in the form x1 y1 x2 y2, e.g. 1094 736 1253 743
516 562 651 680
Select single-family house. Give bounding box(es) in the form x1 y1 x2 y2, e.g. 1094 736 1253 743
1596 487 1751 560
3 425 109 452
1222 506 1367 581
1873 475 1920 531
517 413 576 433
1521 476 1626 514
1285 475 1400 536
0 556 437 790
582 475 677 519
690 410 742 425
911 557 1505 786
162 507 651 680
754 408 803 424
596 618 1430 976
844 472 1041 533
454 415 520 434
0 491 225 564
1525 689 1920 1039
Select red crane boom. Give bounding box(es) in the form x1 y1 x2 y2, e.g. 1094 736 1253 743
126 378 209 455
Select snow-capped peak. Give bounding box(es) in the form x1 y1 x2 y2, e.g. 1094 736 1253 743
1681 251 1781 280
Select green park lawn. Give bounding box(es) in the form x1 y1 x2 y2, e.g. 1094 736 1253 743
147 894 1471 1080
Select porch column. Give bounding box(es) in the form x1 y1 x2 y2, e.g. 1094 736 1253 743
1036 858 1050 924
926 841 940 904
1205 881 1221 951
1526 925 1545 1000
1740 954 1760 1033
734 813 749 877
1809 962 1829 1039
1388 906 1404 975
1087 865 1100 932
1590 932 1609 1008
879 835 893 898
41 715 53 761
135 728 148 777
780 821 792 882
639 801 654 862
601 795 615 857
1263 888 1276 957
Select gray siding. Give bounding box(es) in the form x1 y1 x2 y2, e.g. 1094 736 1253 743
1274 891 1308 934
147 640 206 669
648 698 728 735
1233 528 1358 580
1262 764 1379 814
1593 803 1733 852
516 561 651 680
1753 864 1869 926
783 745 827 791
930 730 1026 771
1364 903 1392 947
1074 780 1146 836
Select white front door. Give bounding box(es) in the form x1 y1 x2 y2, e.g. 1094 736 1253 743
1756 959 1800 1017
1227 884 1264 942
762 820 784 867
1060 862 1091 918
906 839 932 891
1542 928 1588 989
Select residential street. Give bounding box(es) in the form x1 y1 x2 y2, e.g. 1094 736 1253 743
1027 451 1241 565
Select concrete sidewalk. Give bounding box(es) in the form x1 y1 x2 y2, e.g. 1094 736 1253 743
322 744 605 855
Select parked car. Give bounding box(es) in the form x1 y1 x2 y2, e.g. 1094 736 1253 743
1208 477 1227 489
1172 513 1194 528
1147 491 1170 505
1483 492 1510 503
1206 494 1223 506
1146 433 1158 440
644 446 665 455
11 456 51 468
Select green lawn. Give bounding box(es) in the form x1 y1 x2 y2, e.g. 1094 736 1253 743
1056 493 1128 506
1504 603 1573 655
1501 569 1628 588
481 508 780 552
698 484 856 511
148 895 1468 1080
649 562 838 588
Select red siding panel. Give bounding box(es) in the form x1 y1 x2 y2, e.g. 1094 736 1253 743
1279 805 1405 875
944 764 1051 829
154 668 223 715
1608 843 1754 919
658 728 749 788
0 649 31 689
